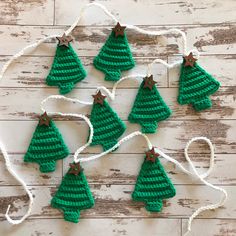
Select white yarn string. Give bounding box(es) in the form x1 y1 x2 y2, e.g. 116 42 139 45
0 141 34 224
0 2 193 80
75 131 152 163
74 135 227 235
40 102 94 164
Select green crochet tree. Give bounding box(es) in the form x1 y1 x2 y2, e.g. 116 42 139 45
178 52 220 111
90 90 126 151
128 75 171 133
132 148 176 212
51 163 94 223
93 22 135 81
46 34 86 94
24 112 69 173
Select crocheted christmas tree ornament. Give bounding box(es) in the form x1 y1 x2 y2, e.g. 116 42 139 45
128 75 171 133
89 90 126 151
93 22 135 81
24 112 69 173
46 34 86 94
51 162 94 223
178 52 220 111
132 148 176 212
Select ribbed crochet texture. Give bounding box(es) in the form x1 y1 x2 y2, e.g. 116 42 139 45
128 81 171 133
89 100 126 151
46 43 86 94
51 166 94 223
132 155 176 212
93 31 135 81
178 61 220 111
24 120 69 173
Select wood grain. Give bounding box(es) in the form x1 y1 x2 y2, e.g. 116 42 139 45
0 120 235 154
0 185 234 219
0 1 235 235
0 25 236 57
0 218 181 236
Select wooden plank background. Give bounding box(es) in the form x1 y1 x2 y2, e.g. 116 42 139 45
0 1 235 235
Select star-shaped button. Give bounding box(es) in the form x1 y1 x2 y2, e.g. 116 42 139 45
92 90 107 105
145 147 159 163
56 33 73 47
183 52 197 67
39 112 51 127
112 22 126 37
68 162 83 176
143 75 157 90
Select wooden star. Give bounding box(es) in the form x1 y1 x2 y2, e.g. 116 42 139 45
56 33 73 47
68 162 83 176
112 22 126 37
145 147 159 163
143 75 157 90
92 90 107 105
39 112 51 127
184 52 197 67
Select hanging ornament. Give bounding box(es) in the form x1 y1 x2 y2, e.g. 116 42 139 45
128 75 171 133
178 52 220 111
51 162 94 223
93 22 135 81
46 33 87 94
89 90 126 151
24 112 69 173
132 148 176 212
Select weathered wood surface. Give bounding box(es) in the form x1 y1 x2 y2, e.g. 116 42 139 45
1 153 235 186
0 120 235 154
0 185 235 219
0 0 235 236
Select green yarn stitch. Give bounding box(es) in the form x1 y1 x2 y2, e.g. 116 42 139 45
128 81 171 133
178 60 220 111
89 100 126 151
46 43 86 94
51 167 94 223
24 120 69 173
93 31 135 81
132 155 176 212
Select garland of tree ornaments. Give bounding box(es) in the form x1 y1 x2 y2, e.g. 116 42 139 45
0 2 226 236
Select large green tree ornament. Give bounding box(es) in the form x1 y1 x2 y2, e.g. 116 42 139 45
51 162 94 223
24 112 69 173
132 148 176 212
128 75 171 133
46 34 87 94
93 23 135 81
178 52 220 111
89 90 126 151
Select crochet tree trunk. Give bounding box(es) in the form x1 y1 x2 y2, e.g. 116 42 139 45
128 78 171 133
93 24 135 81
46 43 86 94
132 150 176 212
90 91 126 151
51 164 94 223
24 117 69 173
178 57 220 111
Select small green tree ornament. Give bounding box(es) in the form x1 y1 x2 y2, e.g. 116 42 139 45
178 52 220 111
24 112 69 173
89 90 126 151
93 22 135 81
46 33 87 94
132 148 176 212
128 75 171 133
51 162 94 223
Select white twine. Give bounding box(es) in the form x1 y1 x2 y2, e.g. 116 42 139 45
74 135 227 236
0 141 34 224
0 2 199 80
